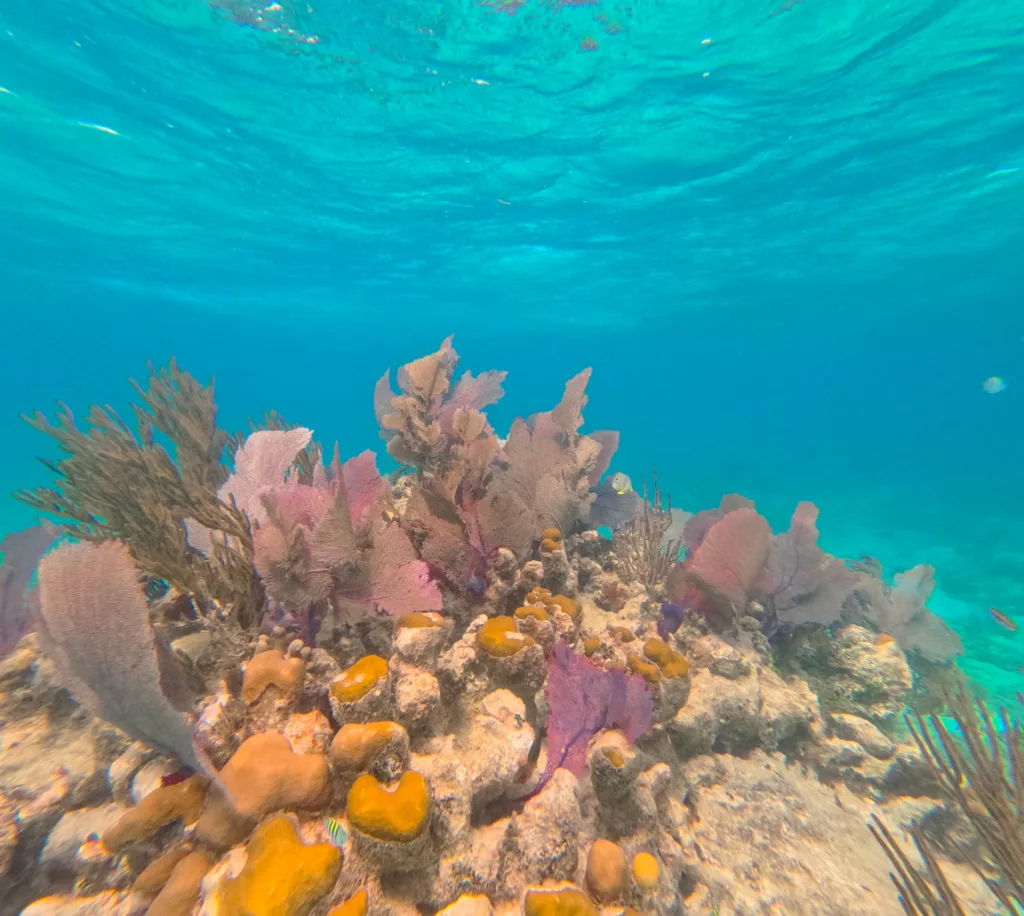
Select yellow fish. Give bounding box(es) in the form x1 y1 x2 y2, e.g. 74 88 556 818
608 472 633 495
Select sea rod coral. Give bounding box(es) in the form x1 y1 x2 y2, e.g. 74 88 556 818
0 340 995 916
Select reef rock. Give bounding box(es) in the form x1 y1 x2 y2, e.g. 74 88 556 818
668 662 820 760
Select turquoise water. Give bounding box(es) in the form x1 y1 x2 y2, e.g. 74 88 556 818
1 0 1023 706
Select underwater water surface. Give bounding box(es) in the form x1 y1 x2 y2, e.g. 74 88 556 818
1 0 1024 909
2 0 1022 695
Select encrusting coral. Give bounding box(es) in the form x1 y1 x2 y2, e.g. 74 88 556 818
0 339 998 916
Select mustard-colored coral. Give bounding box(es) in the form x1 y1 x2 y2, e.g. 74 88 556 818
476 617 537 658
328 890 368 916
600 746 624 768
627 655 660 685
346 771 430 842
218 816 341 916
331 655 389 704
331 721 408 771
395 612 443 629
523 887 597 916
148 850 213 916
549 594 582 621
541 527 563 542
242 649 306 703
540 537 561 553
631 851 660 891
514 605 549 622
526 587 552 603
608 626 635 642
102 775 208 852
643 638 689 678
194 732 330 848
583 636 601 656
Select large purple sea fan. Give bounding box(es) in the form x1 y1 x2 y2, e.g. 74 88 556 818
537 641 653 792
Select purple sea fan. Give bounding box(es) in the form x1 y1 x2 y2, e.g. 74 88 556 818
536 641 653 793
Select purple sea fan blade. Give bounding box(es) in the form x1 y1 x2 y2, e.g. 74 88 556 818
538 642 653 790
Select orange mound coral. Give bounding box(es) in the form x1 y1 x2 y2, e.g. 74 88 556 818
643 638 689 678
331 721 409 771
476 617 537 657
346 771 431 842
585 838 628 902
396 612 444 629
523 887 597 916
102 775 208 852
327 890 368 916
148 850 213 916
515 606 549 622
631 851 660 891
549 594 582 621
627 654 661 685
331 655 389 704
242 650 306 703
218 816 341 916
583 636 601 656
195 732 330 848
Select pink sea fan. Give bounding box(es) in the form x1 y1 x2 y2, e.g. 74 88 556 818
358 523 443 616
538 642 653 790
677 507 772 620
341 450 388 522
220 428 313 524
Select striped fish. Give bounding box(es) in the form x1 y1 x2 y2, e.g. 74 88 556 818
324 817 348 847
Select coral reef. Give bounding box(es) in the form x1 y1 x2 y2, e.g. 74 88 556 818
0 342 999 916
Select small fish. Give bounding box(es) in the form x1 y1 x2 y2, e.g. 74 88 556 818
982 376 1007 394
608 472 633 495
323 817 348 847
588 477 641 530
875 633 896 647
989 607 1018 632
1017 691 1024 708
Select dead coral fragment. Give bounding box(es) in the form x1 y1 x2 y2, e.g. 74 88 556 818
19 360 261 625
218 816 341 916
102 775 208 852
477 617 537 657
346 771 431 842
241 649 305 704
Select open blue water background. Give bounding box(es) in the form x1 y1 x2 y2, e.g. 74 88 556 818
1 0 1022 699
